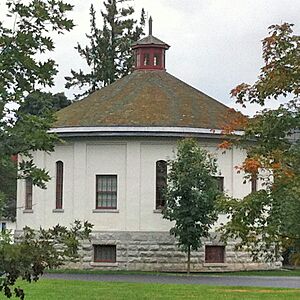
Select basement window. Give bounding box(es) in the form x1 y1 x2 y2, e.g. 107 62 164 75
205 246 225 263
94 245 116 263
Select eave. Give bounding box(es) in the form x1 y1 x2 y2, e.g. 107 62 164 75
50 126 244 139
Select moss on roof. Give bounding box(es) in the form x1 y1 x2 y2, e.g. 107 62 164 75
55 70 239 129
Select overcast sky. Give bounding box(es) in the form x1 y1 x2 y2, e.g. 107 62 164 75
2 1 300 116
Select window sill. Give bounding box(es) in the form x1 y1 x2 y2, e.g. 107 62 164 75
92 209 119 213
153 209 163 214
23 209 33 213
52 209 64 213
203 263 228 267
90 262 119 267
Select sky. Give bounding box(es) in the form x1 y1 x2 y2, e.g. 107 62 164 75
1 0 300 116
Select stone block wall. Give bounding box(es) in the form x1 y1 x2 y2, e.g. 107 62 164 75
71 231 281 272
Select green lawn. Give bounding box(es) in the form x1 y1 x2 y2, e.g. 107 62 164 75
0 280 300 300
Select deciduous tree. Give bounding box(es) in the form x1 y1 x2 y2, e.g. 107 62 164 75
0 0 74 188
219 23 300 265
163 139 221 273
0 221 93 299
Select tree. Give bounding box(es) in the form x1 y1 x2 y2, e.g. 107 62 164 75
0 92 72 221
163 139 221 273
0 157 17 221
65 0 145 98
218 23 300 265
18 91 72 116
0 220 93 299
0 0 74 188
0 2 86 298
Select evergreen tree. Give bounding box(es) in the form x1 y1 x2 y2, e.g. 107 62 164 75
65 0 145 98
163 139 221 273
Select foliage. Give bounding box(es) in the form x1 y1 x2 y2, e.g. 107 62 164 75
219 23 300 264
163 139 221 273
0 0 74 188
0 220 93 299
65 0 145 98
18 91 72 116
0 158 17 221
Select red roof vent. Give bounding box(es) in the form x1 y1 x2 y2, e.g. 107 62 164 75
132 17 170 71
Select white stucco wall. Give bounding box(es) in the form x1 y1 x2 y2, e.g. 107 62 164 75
16 137 253 232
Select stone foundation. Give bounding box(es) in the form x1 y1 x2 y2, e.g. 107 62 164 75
67 231 282 272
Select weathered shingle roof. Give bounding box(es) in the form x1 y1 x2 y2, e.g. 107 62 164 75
54 70 238 129
132 35 169 48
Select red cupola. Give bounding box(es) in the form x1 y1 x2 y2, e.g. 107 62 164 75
132 17 170 71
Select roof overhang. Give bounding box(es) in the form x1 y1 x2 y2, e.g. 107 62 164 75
50 126 244 138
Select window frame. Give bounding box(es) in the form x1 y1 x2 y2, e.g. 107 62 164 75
55 161 64 209
143 53 150 66
213 176 224 192
93 245 116 263
25 178 33 210
1 222 6 232
95 175 118 210
205 245 225 263
156 160 167 209
251 174 257 193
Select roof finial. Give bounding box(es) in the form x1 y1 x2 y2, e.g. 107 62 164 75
149 16 152 36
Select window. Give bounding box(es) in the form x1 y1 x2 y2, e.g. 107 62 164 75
96 175 117 209
214 176 224 192
251 174 257 193
154 53 160 66
56 161 64 209
94 245 116 263
1 222 6 232
143 53 150 66
25 178 33 210
156 160 167 209
205 246 225 263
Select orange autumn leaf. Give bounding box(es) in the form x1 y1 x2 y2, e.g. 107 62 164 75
218 140 232 150
243 157 262 174
271 162 281 169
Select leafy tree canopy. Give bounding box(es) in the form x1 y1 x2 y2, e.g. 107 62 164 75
219 23 300 265
0 220 93 299
65 0 145 98
0 0 74 188
163 139 221 273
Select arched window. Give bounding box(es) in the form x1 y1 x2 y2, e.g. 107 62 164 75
56 161 63 209
156 160 167 209
251 174 257 193
25 178 33 210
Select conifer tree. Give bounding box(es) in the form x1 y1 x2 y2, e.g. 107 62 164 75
65 0 145 98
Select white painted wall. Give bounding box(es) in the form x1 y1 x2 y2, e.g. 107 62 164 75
16 137 253 232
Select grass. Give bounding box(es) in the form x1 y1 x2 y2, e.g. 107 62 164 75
0 279 300 300
46 268 300 277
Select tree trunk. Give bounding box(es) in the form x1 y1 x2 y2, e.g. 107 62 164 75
187 244 191 274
